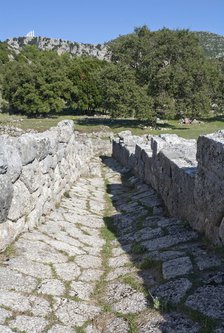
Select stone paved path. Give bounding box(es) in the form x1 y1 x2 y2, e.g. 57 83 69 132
0 156 224 332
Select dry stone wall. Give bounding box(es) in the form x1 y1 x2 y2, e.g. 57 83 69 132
113 130 224 245
0 120 111 251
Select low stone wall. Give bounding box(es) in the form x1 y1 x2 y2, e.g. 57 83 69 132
113 130 224 245
0 120 111 251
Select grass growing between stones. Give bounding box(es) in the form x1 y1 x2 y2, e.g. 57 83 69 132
91 173 116 312
138 257 161 271
116 312 138 333
131 242 147 254
181 306 218 333
63 191 71 198
75 327 86 333
4 243 16 258
55 202 60 209
148 291 169 313
121 275 146 294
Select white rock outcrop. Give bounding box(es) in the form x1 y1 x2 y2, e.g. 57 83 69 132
7 37 111 61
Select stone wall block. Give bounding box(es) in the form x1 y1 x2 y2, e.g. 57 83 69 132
20 159 42 193
0 147 8 174
35 134 51 161
57 143 66 162
2 144 22 183
112 130 224 245
7 180 33 221
16 134 38 166
0 174 13 223
0 217 26 251
0 120 111 250
40 155 54 174
45 129 59 155
57 120 74 143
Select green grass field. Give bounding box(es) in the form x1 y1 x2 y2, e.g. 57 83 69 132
0 113 223 139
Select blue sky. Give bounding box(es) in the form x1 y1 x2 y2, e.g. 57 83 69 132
1 0 223 43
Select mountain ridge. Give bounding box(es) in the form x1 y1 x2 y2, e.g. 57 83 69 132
6 36 110 60
195 31 224 58
4 30 224 60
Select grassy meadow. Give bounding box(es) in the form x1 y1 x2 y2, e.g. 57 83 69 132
0 113 223 140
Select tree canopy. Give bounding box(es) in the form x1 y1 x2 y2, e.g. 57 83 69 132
0 27 223 119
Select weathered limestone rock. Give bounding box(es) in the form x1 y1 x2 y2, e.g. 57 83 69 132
9 316 48 333
7 180 33 221
0 147 8 174
151 278 192 305
16 134 37 165
186 285 224 319
20 159 42 193
7 36 110 61
138 311 200 333
0 308 12 324
0 143 22 183
57 120 74 143
112 130 224 245
194 130 224 242
55 300 101 327
0 120 111 251
162 256 193 279
0 154 224 332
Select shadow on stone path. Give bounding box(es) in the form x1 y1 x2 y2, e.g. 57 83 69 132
101 156 224 333
0 156 223 332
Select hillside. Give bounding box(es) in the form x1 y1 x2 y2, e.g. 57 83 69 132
195 31 224 58
6 36 110 60
5 31 224 60
1 27 223 119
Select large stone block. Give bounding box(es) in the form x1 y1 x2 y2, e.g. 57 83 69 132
3 145 22 183
20 159 42 193
34 134 51 161
0 217 25 251
16 134 37 166
0 174 13 223
7 180 34 221
57 120 74 143
0 147 8 174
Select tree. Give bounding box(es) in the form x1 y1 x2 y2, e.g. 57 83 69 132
109 26 222 119
66 56 106 112
99 63 154 119
2 47 76 115
0 42 11 65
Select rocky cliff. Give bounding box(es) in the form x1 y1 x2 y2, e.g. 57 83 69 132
6 36 110 60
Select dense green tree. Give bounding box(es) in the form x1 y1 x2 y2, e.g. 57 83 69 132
2 47 76 115
1 28 223 120
66 56 106 111
0 42 11 65
99 63 154 119
109 26 223 118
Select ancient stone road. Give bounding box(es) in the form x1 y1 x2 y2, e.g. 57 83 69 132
0 156 224 332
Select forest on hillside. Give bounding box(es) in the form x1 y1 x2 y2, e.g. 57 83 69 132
0 27 224 121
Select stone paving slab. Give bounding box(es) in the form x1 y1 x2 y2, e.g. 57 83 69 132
138 311 201 333
162 256 193 279
0 156 224 332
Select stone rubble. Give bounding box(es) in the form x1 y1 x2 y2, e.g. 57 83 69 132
0 156 223 332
